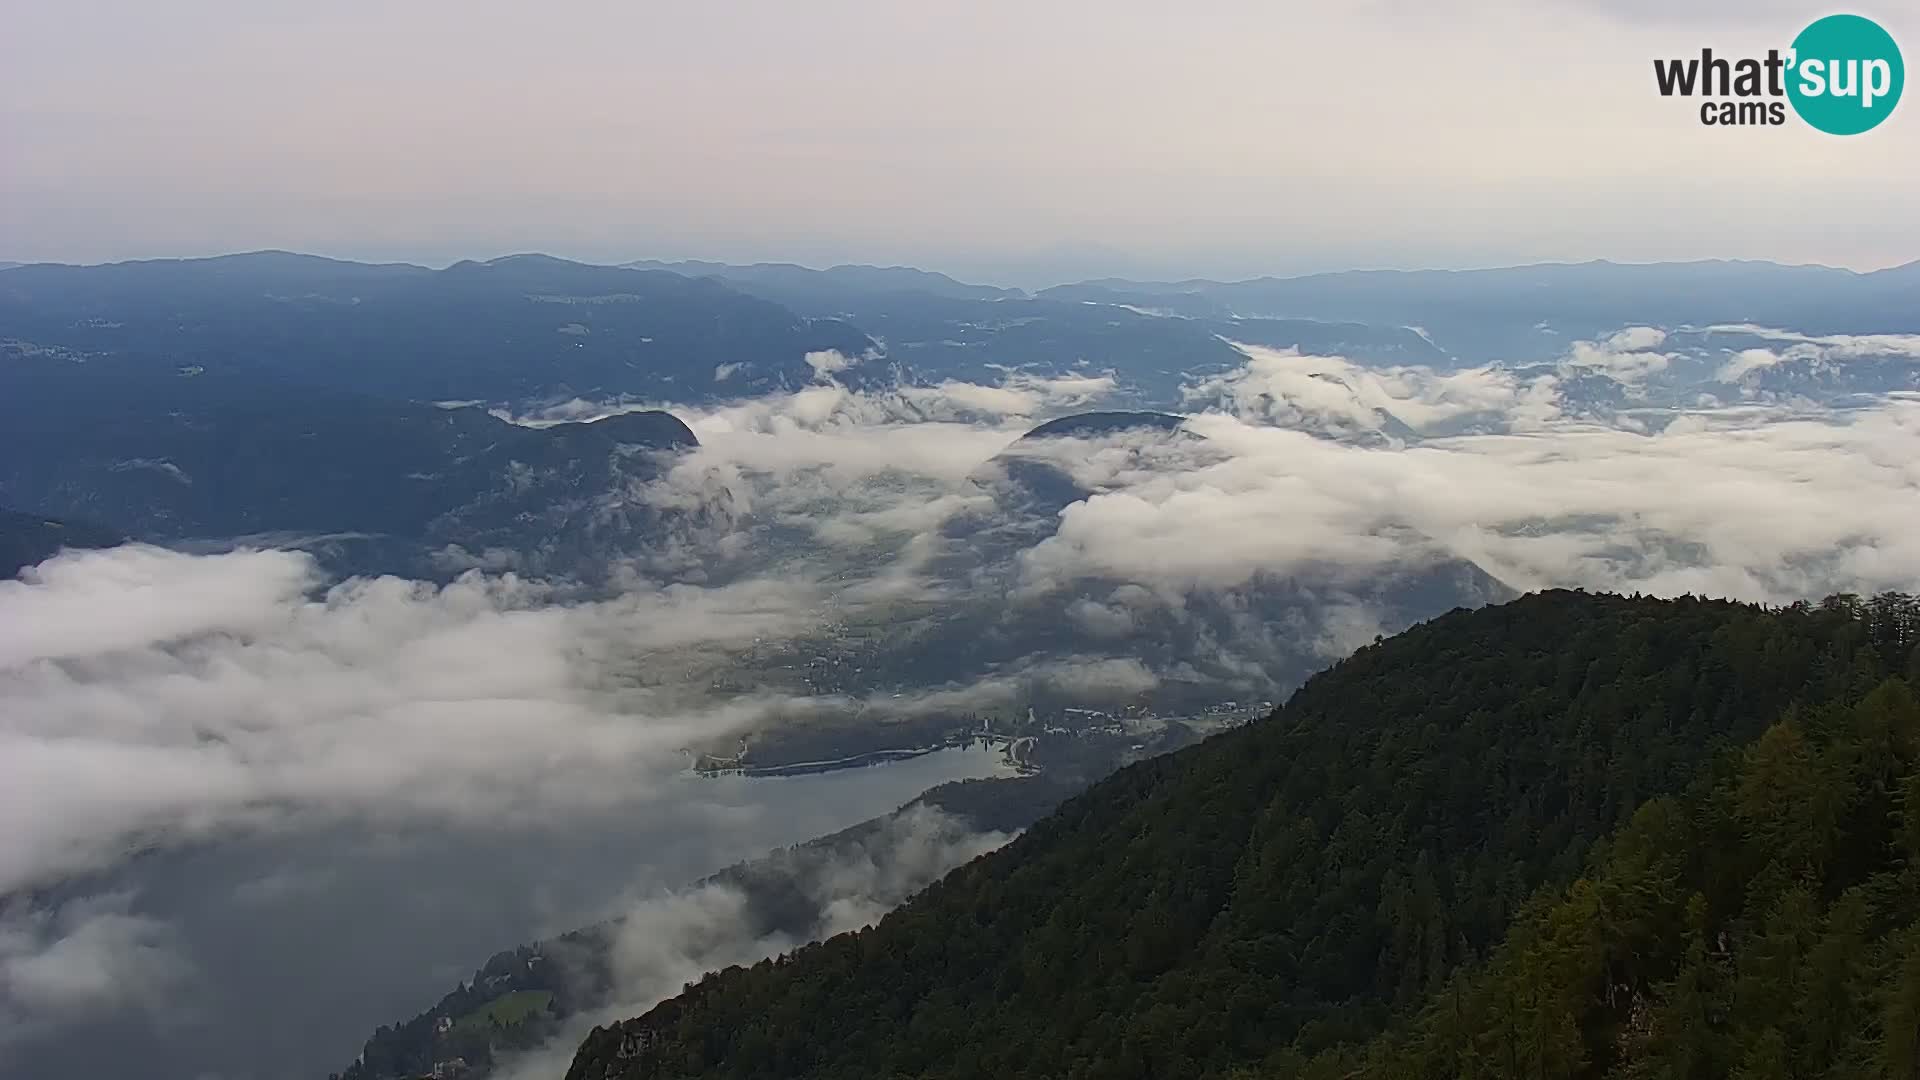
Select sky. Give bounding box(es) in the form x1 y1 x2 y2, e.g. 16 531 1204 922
2 0 1917 283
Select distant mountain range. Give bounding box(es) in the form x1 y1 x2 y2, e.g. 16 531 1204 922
7 247 1914 586
1038 259 1920 361
633 255 1920 368
10 253 1914 413
0 371 712 581
621 259 1023 305
0 252 873 405
0 393 1507 705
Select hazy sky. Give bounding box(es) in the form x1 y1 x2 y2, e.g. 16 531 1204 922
2 0 1916 282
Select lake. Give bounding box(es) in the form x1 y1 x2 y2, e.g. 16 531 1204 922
6 745 1014 1080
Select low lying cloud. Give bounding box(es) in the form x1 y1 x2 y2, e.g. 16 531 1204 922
1157 401 1920 601
502 367 1113 435
1565 325 1672 382
804 349 859 379
1716 347 1786 383
0 546 846 897
651 341 1920 613
1689 325 1920 400
0 894 191 1042
2 544 320 667
1703 324 1920 362
914 370 1116 417
12 349 1915 908
1188 343 1563 440
490 805 1010 1080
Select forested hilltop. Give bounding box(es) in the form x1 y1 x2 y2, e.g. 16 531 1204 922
566 590 1920 1080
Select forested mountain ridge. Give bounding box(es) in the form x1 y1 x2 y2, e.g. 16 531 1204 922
0 378 708 581
565 590 1920 1080
1322 672 1920 1079
0 252 873 404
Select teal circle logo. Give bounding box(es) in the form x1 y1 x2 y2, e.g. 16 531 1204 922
1787 14 1904 134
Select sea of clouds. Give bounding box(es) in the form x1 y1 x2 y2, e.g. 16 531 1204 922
4 328 1918 1074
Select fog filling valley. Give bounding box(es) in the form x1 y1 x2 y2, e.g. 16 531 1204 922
5 330 1920 1078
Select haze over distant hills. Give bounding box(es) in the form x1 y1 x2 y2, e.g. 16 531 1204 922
6 246 1916 592
1040 259 1920 361
15 249 1920 384
4 247 1915 611
0 387 708 581
0 252 874 404
9 251 1917 414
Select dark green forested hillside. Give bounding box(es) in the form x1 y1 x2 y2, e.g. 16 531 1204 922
566 590 1920 1080
1315 674 1920 1079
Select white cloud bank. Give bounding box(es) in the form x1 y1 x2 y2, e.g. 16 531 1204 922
1017 402 1920 601
0 547 841 898
5 337 1919 1056
9 353 1917 906
0 894 191 1042
1189 343 1564 439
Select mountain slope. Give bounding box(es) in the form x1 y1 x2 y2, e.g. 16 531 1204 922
1044 260 1920 363
0 374 708 580
621 260 1023 309
857 411 1510 707
566 590 1911 1080
0 507 124 577
0 252 872 404
1326 661 1920 1080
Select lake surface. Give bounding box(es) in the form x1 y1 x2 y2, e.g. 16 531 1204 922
7 745 1013 1080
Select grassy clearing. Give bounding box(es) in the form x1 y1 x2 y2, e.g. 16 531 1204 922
454 990 553 1033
